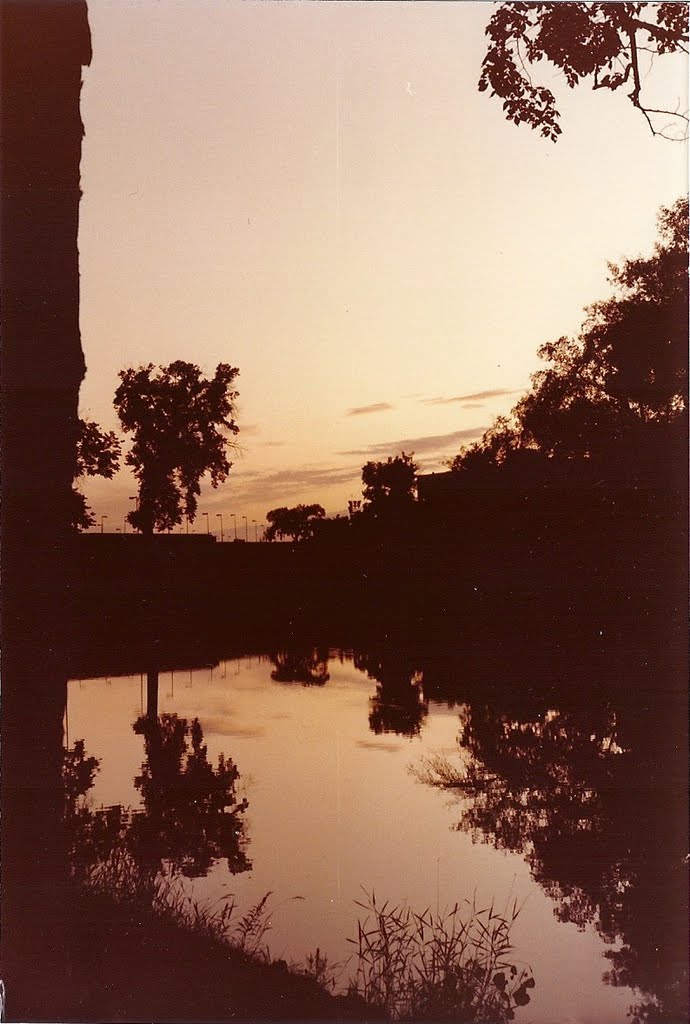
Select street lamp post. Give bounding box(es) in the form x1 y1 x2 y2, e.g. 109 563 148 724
216 513 224 543
242 515 248 541
100 515 108 534
128 495 138 532
203 512 210 535
231 513 237 541
252 519 257 542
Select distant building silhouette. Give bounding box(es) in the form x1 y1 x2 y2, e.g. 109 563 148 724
416 472 463 504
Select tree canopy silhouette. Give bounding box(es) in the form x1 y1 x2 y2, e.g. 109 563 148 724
451 197 688 488
71 418 122 530
480 3 689 141
361 452 418 514
114 361 239 534
264 503 325 542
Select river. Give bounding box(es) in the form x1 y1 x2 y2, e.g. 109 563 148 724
66 644 687 1022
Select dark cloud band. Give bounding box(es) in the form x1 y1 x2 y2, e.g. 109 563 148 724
422 388 521 406
339 426 485 458
346 402 393 416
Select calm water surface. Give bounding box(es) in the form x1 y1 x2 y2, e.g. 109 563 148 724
67 651 674 1023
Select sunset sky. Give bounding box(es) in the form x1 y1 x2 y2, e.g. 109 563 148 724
78 1 687 533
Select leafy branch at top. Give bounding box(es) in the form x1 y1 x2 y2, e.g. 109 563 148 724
480 3 688 141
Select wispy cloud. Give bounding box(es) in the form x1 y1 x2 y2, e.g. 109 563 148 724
338 426 485 459
346 402 393 417
422 388 522 406
228 462 362 506
205 427 488 514
261 441 286 448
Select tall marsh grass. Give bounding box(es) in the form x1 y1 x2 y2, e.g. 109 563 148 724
81 842 534 1019
84 847 277 959
346 890 534 1021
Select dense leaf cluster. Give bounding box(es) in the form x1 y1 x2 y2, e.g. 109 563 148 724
114 361 239 534
361 452 418 513
451 197 688 489
76 418 121 479
480 3 688 140
264 503 326 542
71 418 122 529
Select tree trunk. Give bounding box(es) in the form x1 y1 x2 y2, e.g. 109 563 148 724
1 2 91 1017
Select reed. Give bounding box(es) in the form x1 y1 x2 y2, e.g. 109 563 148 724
346 889 534 1021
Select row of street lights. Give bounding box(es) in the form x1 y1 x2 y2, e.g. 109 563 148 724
99 509 264 540
204 512 261 543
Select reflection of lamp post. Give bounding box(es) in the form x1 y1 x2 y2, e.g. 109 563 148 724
231 513 237 540
216 513 224 543
242 515 248 541
100 514 107 534
203 512 210 535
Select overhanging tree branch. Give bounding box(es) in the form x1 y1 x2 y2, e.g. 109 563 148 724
480 3 688 141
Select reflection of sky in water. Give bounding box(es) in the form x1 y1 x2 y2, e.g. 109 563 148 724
68 655 633 1023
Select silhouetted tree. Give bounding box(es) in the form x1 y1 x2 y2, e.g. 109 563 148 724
361 452 418 515
480 3 688 141
269 647 330 685
264 503 325 542
311 513 351 545
71 417 122 530
114 361 239 534
582 197 687 415
451 197 688 488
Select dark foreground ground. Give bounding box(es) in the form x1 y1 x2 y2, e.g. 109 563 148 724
49 886 376 1024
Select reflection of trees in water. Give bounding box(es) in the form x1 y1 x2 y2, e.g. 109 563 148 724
64 714 251 879
354 650 428 738
131 713 251 876
415 697 688 1022
269 647 330 685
